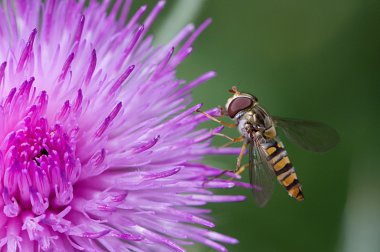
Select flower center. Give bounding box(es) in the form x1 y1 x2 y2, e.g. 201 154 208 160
1 117 81 217
33 148 49 166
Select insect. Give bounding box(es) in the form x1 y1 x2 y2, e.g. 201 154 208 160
197 86 339 207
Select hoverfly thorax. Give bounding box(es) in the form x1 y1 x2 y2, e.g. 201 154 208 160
225 88 258 119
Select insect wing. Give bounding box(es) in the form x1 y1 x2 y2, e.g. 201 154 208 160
273 116 339 152
249 138 276 207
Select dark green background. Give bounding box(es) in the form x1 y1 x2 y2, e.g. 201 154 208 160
132 1 380 251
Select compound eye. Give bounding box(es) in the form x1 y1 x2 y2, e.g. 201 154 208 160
227 97 253 118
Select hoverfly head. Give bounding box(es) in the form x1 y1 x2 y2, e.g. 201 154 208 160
225 87 257 118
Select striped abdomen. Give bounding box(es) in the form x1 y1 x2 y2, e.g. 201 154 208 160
263 139 304 201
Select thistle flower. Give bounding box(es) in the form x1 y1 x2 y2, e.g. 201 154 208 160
0 0 245 251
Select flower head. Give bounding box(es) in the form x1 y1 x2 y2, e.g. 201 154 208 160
0 0 244 251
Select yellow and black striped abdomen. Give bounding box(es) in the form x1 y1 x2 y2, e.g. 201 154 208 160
263 140 304 201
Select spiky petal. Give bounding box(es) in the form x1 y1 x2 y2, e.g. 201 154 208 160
0 0 245 251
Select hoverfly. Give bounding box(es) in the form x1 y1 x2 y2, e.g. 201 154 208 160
198 86 339 207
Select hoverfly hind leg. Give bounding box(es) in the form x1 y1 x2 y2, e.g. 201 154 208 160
202 141 248 186
227 142 249 180
204 162 249 185
202 169 237 187
229 163 249 178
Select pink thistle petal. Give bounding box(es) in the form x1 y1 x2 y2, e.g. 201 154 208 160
59 53 75 81
109 65 135 95
84 50 97 86
17 29 37 72
0 1 245 251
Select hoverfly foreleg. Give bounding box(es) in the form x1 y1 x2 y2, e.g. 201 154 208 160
196 109 237 128
218 106 228 116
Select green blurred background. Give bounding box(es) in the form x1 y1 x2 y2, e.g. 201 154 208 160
133 1 380 251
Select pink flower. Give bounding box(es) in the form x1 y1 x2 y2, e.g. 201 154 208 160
0 0 244 251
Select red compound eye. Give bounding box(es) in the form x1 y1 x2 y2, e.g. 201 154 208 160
227 97 253 118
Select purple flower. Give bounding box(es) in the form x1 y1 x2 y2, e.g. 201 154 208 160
0 0 245 251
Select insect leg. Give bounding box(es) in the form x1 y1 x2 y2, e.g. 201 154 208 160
218 106 228 116
232 163 249 177
203 141 247 186
236 141 247 170
203 168 242 186
227 150 249 180
221 140 243 148
213 134 244 147
221 141 247 176
196 109 237 128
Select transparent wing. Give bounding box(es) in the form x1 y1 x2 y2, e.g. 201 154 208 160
273 116 339 153
249 138 276 207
